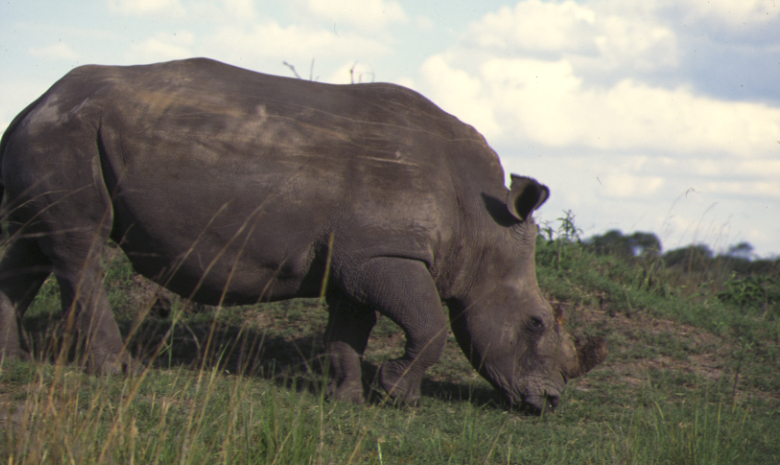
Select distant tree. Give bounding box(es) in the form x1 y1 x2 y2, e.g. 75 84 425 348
663 244 714 271
628 232 662 257
723 253 780 277
725 242 754 260
586 230 628 256
585 230 662 258
742 257 780 276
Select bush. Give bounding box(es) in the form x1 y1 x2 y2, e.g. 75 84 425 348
718 273 780 312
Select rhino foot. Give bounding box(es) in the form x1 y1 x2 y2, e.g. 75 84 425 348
379 360 422 407
86 352 143 376
0 348 31 363
328 380 365 404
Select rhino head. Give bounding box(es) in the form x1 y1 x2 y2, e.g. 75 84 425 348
447 175 608 413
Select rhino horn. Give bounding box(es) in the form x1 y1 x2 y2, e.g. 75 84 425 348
568 336 608 379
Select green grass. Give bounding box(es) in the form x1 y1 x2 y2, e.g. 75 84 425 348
3 358 772 464
1 222 779 464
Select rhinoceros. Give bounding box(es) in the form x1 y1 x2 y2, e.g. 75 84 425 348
0 58 606 412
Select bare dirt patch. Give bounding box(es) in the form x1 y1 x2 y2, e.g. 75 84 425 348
563 300 734 390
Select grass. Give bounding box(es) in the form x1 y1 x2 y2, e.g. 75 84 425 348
5 358 771 464
1 218 779 464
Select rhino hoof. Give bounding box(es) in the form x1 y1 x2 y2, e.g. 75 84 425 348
88 353 143 376
379 360 422 407
328 381 365 404
0 348 31 362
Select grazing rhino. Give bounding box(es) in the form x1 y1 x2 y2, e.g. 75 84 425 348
0 58 606 412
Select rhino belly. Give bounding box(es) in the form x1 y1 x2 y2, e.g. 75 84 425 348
109 184 330 305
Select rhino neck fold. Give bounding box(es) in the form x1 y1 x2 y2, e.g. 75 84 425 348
444 298 489 372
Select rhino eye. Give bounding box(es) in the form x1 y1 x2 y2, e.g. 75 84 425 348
527 317 545 334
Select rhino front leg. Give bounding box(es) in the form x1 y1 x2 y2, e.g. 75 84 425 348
343 257 447 406
324 296 377 403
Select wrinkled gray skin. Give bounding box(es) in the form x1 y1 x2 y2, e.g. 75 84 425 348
0 58 606 412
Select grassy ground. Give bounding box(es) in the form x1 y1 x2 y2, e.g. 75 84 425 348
1 231 778 464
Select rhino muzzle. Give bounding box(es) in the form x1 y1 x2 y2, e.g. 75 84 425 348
521 390 562 414
516 335 608 415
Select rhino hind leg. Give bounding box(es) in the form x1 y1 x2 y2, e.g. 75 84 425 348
51 245 139 375
11 186 139 374
0 238 53 361
323 296 377 403
341 257 447 407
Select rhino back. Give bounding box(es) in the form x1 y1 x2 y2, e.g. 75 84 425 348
8 58 509 304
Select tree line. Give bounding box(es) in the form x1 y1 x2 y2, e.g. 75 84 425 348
583 229 779 310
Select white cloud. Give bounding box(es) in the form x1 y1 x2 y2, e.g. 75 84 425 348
420 53 780 159
29 43 80 61
128 31 195 63
206 22 392 66
189 0 258 23
680 0 779 28
466 0 597 53
737 158 780 179
465 0 678 73
220 0 258 19
108 0 186 18
593 14 678 71
307 0 408 31
419 54 502 138
599 173 665 199
701 179 780 199
414 15 435 32
432 0 780 255
593 0 779 30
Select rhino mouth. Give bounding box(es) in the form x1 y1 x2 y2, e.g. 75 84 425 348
507 377 565 415
519 391 561 415
492 385 563 415
483 366 566 415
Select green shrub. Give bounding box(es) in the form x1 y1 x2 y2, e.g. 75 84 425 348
718 273 780 311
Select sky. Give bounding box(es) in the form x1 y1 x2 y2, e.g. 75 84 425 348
1 0 779 258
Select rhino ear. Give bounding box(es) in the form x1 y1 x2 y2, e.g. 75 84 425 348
507 175 549 221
